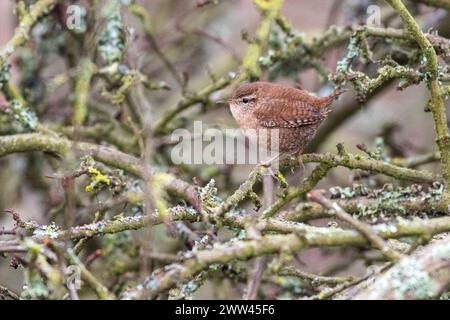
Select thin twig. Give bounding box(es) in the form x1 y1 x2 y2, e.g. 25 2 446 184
307 190 402 262
0 284 20 300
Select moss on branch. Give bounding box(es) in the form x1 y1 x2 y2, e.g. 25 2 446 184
386 0 450 184
72 59 96 126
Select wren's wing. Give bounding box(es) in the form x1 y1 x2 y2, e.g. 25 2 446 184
254 96 329 128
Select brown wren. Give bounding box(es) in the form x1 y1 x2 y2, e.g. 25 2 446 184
228 81 344 166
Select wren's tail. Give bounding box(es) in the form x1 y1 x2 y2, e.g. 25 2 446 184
330 87 347 100
317 87 347 108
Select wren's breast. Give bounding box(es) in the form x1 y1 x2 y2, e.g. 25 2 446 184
229 104 258 130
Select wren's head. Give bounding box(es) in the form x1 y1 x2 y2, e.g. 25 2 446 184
229 82 260 107
228 82 262 129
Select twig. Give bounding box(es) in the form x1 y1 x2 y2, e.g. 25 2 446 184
245 257 266 300
130 4 183 86
72 59 96 126
263 163 332 218
307 190 402 262
0 284 20 300
391 152 440 168
0 0 58 59
214 167 262 222
309 274 369 300
73 211 106 255
278 266 354 286
245 174 274 299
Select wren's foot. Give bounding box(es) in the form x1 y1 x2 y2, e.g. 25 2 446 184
257 153 281 168
296 152 305 170
257 156 281 181
257 159 272 168
289 151 305 174
256 161 277 180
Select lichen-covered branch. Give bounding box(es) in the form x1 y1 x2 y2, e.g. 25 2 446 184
355 236 450 299
302 152 439 183
280 191 448 222
0 0 58 60
72 59 96 126
263 163 332 218
263 150 438 219
386 0 450 184
66 250 115 300
0 284 20 300
213 167 262 222
122 215 450 298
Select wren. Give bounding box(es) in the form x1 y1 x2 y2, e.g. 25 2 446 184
228 81 344 166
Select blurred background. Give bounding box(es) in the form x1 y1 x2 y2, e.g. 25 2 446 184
1 0 449 298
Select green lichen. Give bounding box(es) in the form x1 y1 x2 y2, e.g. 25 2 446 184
98 1 126 64
21 274 49 299
199 179 223 216
72 58 95 125
170 271 206 300
331 182 444 221
32 222 60 239
248 191 262 211
374 260 438 299
336 36 360 75
7 100 39 131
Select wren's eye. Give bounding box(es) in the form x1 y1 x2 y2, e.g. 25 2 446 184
237 95 255 106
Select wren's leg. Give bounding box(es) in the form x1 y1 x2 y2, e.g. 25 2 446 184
296 151 305 170
287 150 305 174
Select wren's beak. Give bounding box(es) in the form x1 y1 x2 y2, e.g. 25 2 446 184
215 99 230 108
